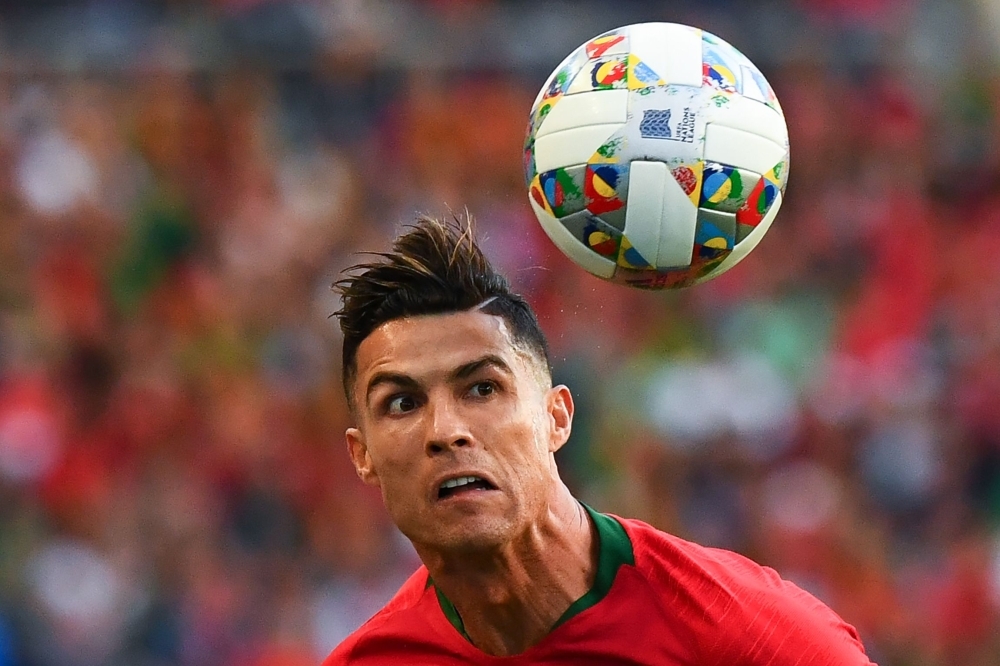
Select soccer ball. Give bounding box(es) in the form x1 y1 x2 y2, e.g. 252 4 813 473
523 23 789 289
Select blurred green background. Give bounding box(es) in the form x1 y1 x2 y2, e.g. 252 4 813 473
0 0 998 664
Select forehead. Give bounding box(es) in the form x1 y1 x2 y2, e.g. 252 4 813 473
354 310 527 388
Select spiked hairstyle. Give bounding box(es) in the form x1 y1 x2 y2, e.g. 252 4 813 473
334 215 551 403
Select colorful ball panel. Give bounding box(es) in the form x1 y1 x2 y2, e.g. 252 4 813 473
539 166 587 218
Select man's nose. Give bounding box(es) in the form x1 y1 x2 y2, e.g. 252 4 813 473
424 397 473 455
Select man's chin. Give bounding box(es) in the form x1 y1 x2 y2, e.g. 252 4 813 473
440 526 510 552
409 514 514 554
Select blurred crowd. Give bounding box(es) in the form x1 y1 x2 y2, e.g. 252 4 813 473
0 0 998 664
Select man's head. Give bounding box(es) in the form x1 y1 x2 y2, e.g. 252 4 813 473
337 216 551 402
333 216 574 552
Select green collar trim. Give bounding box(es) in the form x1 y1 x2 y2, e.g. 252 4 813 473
430 503 634 642
552 503 634 629
433 580 471 641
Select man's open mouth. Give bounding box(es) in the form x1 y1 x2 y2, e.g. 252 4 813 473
437 475 497 499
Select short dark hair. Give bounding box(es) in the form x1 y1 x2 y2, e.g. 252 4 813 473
333 215 551 402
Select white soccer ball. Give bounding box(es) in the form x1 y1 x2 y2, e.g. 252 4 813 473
523 23 789 289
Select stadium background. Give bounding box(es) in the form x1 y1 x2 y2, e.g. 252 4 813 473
0 0 997 664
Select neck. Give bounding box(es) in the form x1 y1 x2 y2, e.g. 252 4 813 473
417 483 597 657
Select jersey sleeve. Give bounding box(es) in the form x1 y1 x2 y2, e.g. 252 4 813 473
701 549 876 666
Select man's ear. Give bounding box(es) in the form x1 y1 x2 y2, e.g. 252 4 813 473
546 385 574 453
346 428 380 487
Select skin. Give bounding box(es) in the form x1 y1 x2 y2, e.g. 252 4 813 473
346 309 596 657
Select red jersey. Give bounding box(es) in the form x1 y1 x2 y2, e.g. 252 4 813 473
324 507 875 665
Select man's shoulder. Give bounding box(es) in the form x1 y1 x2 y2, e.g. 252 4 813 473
322 566 436 666
614 513 757 576
611 514 874 665
615 513 801 591
614 513 829 610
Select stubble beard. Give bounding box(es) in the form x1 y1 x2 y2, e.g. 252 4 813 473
408 498 520 556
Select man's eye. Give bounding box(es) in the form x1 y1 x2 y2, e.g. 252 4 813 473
469 381 496 398
386 395 417 415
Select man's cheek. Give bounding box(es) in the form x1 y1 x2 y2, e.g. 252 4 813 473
390 458 425 492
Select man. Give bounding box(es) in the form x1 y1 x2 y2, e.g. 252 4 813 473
324 216 875 664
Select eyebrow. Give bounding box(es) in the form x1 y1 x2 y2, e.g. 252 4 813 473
363 355 513 406
452 354 514 380
365 372 420 406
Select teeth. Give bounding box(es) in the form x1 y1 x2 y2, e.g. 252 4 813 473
441 476 483 490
